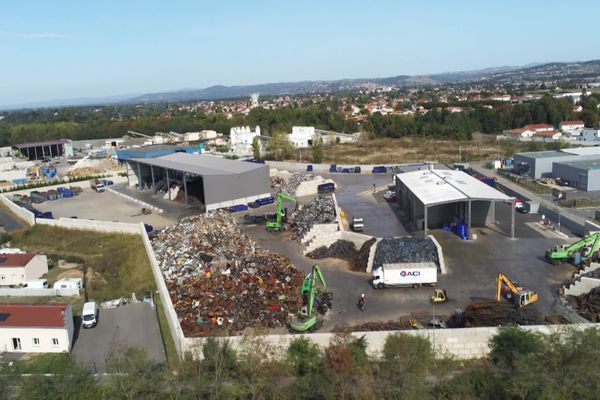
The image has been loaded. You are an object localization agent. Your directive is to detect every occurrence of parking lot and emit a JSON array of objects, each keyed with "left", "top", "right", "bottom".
[
  {"left": 243, "top": 172, "right": 576, "bottom": 330},
  {"left": 72, "top": 303, "right": 165, "bottom": 372},
  {"left": 34, "top": 188, "right": 177, "bottom": 229}
]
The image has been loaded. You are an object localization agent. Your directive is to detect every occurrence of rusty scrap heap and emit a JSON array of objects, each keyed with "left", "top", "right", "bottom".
[
  {"left": 568, "top": 287, "right": 600, "bottom": 322},
  {"left": 152, "top": 211, "right": 305, "bottom": 336}
]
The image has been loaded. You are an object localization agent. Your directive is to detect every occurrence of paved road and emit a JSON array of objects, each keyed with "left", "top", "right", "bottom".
[{"left": 72, "top": 303, "right": 165, "bottom": 372}]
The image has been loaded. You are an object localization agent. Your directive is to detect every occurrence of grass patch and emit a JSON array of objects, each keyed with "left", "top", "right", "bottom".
[
  {"left": 498, "top": 172, "right": 553, "bottom": 194},
  {"left": 11, "top": 225, "right": 154, "bottom": 302},
  {"left": 10, "top": 353, "right": 76, "bottom": 374},
  {"left": 154, "top": 293, "right": 179, "bottom": 368}
]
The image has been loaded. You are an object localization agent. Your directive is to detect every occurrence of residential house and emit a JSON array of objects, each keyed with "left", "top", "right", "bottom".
[
  {"left": 0, "top": 304, "right": 74, "bottom": 353},
  {"left": 447, "top": 106, "right": 463, "bottom": 113},
  {"left": 533, "top": 130, "right": 562, "bottom": 142},
  {"left": 524, "top": 124, "right": 554, "bottom": 133},
  {"left": 501, "top": 128, "right": 535, "bottom": 140},
  {"left": 0, "top": 253, "right": 48, "bottom": 286},
  {"left": 559, "top": 120, "right": 585, "bottom": 133}
]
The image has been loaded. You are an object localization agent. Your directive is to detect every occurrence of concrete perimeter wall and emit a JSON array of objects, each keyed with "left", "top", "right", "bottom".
[
  {"left": 0, "top": 195, "right": 35, "bottom": 225},
  {"left": 36, "top": 217, "right": 141, "bottom": 234},
  {"left": 140, "top": 224, "right": 184, "bottom": 357},
  {"left": 0, "top": 287, "right": 79, "bottom": 296},
  {"left": 563, "top": 276, "right": 600, "bottom": 296},
  {"left": 183, "top": 323, "right": 596, "bottom": 360}
]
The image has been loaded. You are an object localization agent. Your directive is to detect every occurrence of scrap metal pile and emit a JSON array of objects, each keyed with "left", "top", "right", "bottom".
[
  {"left": 280, "top": 173, "right": 316, "bottom": 195},
  {"left": 463, "top": 300, "right": 543, "bottom": 327},
  {"left": 568, "top": 287, "right": 600, "bottom": 322},
  {"left": 373, "top": 237, "right": 439, "bottom": 268},
  {"left": 306, "top": 238, "right": 376, "bottom": 271},
  {"left": 290, "top": 195, "right": 336, "bottom": 238},
  {"left": 152, "top": 211, "right": 305, "bottom": 336}
]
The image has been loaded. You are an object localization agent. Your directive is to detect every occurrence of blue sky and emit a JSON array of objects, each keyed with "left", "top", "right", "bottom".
[{"left": 0, "top": 0, "right": 598, "bottom": 106}]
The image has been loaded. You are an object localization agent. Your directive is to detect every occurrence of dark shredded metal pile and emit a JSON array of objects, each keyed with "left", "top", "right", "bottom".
[
  {"left": 290, "top": 195, "right": 337, "bottom": 238},
  {"left": 373, "top": 236, "right": 438, "bottom": 269},
  {"left": 306, "top": 238, "right": 377, "bottom": 271}
]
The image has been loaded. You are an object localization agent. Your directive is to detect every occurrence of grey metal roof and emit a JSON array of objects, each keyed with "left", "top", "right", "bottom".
[
  {"left": 516, "top": 150, "right": 572, "bottom": 159},
  {"left": 131, "top": 152, "right": 267, "bottom": 175},
  {"left": 554, "top": 157, "right": 600, "bottom": 170}
]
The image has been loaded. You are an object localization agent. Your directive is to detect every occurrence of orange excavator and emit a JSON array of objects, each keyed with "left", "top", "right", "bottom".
[{"left": 496, "top": 273, "right": 538, "bottom": 308}]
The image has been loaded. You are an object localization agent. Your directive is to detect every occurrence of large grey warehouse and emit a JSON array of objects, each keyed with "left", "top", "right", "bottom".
[
  {"left": 552, "top": 159, "right": 600, "bottom": 191},
  {"left": 395, "top": 169, "right": 514, "bottom": 238},
  {"left": 513, "top": 147, "right": 600, "bottom": 180},
  {"left": 125, "top": 152, "right": 271, "bottom": 211}
]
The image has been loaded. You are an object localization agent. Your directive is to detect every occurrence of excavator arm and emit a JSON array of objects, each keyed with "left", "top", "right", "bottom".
[{"left": 496, "top": 273, "right": 520, "bottom": 301}]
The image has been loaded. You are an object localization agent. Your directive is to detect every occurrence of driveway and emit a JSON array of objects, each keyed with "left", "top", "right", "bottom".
[{"left": 72, "top": 303, "right": 165, "bottom": 372}]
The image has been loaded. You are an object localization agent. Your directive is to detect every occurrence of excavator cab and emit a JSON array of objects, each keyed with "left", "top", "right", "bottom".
[
  {"left": 515, "top": 290, "right": 538, "bottom": 308},
  {"left": 430, "top": 289, "right": 448, "bottom": 304},
  {"left": 496, "top": 272, "right": 538, "bottom": 308}
]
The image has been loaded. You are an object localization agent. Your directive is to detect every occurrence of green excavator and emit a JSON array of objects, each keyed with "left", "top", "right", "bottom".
[
  {"left": 266, "top": 191, "right": 297, "bottom": 232},
  {"left": 289, "top": 264, "right": 333, "bottom": 333},
  {"left": 545, "top": 232, "right": 600, "bottom": 265}
]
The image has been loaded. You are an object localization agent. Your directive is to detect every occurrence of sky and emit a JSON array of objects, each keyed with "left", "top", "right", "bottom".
[{"left": 1, "top": 0, "right": 599, "bottom": 107}]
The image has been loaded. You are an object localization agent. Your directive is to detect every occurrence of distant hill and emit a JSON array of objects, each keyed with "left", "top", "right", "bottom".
[
  {"left": 128, "top": 59, "right": 600, "bottom": 103},
  {"left": 3, "top": 59, "right": 600, "bottom": 110}
]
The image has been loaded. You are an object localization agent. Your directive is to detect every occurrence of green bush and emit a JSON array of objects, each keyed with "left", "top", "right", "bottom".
[{"left": 490, "top": 326, "right": 543, "bottom": 368}]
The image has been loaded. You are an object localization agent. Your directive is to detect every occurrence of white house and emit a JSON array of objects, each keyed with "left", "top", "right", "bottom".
[
  {"left": 0, "top": 303, "right": 74, "bottom": 353},
  {"left": 524, "top": 123, "right": 554, "bottom": 133},
  {"left": 200, "top": 130, "right": 218, "bottom": 140},
  {"left": 533, "top": 130, "right": 562, "bottom": 142},
  {"left": 579, "top": 128, "right": 600, "bottom": 142},
  {"left": 230, "top": 126, "right": 260, "bottom": 156},
  {"left": 501, "top": 128, "right": 535, "bottom": 140},
  {"left": 288, "top": 126, "right": 317, "bottom": 148},
  {"left": 559, "top": 120, "right": 585, "bottom": 133},
  {"left": 0, "top": 253, "right": 48, "bottom": 286}
]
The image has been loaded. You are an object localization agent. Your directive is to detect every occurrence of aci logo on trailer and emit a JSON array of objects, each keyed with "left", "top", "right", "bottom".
[{"left": 400, "top": 270, "right": 421, "bottom": 277}]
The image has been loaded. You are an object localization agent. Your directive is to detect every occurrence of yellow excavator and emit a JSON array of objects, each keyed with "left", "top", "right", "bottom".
[{"left": 496, "top": 273, "right": 538, "bottom": 308}]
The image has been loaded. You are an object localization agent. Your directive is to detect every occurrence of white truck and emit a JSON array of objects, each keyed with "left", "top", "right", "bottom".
[
  {"left": 372, "top": 263, "right": 437, "bottom": 288},
  {"left": 90, "top": 179, "right": 105, "bottom": 193}
]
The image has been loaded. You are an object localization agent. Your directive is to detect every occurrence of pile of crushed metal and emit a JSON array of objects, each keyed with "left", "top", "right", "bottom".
[
  {"left": 373, "top": 236, "right": 439, "bottom": 269},
  {"left": 306, "top": 238, "right": 377, "bottom": 271},
  {"left": 462, "top": 300, "right": 543, "bottom": 327},
  {"left": 290, "top": 195, "right": 337, "bottom": 238},
  {"left": 271, "top": 172, "right": 317, "bottom": 195},
  {"left": 151, "top": 211, "right": 305, "bottom": 336},
  {"left": 567, "top": 287, "right": 600, "bottom": 322}
]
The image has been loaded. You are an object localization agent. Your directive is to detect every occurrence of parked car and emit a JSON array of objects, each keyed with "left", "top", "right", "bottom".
[{"left": 383, "top": 190, "right": 397, "bottom": 202}]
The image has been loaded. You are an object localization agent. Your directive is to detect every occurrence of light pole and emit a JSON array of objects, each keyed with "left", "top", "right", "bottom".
[{"left": 432, "top": 299, "right": 436, "bottom": 352}]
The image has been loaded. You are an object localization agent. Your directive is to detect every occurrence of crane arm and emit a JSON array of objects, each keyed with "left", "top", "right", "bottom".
[
  {"left": 313, "top": 265, "right": 327, "bottom": 291},
  {"left": 496, "top": 273, "right": 520, "bottom": 301},
  {"left": 564, "top": 233, "right": 600, "bottom": 253}
]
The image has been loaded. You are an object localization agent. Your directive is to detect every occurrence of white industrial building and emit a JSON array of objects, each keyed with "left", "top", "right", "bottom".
[
  {"left": 229, "top": 126, "right": 261, "bottom": 156},
  {"left": 579, "top": 128, "right": 600, "bottom": 142},
  {"left": 0, "top": 253, "right": 48, "bottom": 286},
  {"left": 395, "top": 169, "right": 514, "bottom": 238},
  {"left": 560, "top": 120, "right": 585, "bottom": 133},
  {"left": 288, "top": 126, "right": 317, "bottom": 148},
  {"left": 0, "top": 303, "right": 74, "bottom": 353}
]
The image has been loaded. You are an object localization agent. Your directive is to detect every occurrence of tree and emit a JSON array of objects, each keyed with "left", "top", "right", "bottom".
[
  {"left": 252, "top": 136, "right": 261, "bottom": 160},
  {"left": 287, "top": 337, "right": 322, "bottom": 376},
  {"left": 105, "top": 348, "right": 162, "bottom": 400},
  {"left": 268, "top": 131, "right": 294, "bottom": 160},
  {"left": 311, "top": 137, "right": 323, "bottom": 163},
  {"left": 490, "top": 326, "right": 543, "bottom": 368}
]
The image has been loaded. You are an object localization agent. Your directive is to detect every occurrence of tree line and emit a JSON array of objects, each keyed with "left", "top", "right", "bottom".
[
  {"left": 0, "top": 93, "right": 599, "bottom": 146},
  {"left": 4, "top": 326, "right": 600, "bottom": 400}
]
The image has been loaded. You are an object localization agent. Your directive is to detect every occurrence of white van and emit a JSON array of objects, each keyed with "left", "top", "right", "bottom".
[
  {"left": 23, "top": 279, "right": 48, "bottom": 289},
  {"left": 82, "top": 301, "right": 98, "bottom": 328}
]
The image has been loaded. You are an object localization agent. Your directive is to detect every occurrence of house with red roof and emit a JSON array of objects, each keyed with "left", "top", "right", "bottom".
[
  {"left": 533, "top": 130, "right": 562, "bottom": 142},
  {"left": 0, "top": 303, "right": 74, "bottom": 353},
  {"left": 0, "top": 253, "right": 48, "bottom": 286},
  {"left": 559, "top": 120, "right": 585, "bottom": 134},
  {"left": 524, "top": 123, "right": 554, "bottom": 133}
]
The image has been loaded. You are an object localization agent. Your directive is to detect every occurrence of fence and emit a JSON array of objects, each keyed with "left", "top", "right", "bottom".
[{"left": 0, "top": 287, "right": 79, "bottom": 296}]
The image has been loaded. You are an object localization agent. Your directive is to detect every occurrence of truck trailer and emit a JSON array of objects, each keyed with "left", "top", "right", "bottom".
[{"left": 372, "top": 263, "right": 437, "bottom": 288}]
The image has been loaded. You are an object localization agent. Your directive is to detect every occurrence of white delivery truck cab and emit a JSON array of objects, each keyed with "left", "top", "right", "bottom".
[
  {"left": 82, "top": 301, "right": 98, "bottom": 328},
  {"left": 23, "top": 279, "right": 49, "bottom": 289},
  {"left": 372, "top": 263, "right": 437, "bottom": 288}
]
